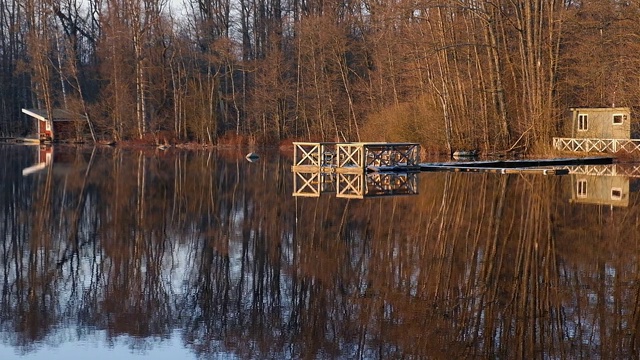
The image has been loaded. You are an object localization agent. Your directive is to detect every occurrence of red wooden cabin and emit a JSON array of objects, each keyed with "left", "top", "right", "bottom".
[{"left": 21, "top": 108, "right": 88, "bottom": 142}]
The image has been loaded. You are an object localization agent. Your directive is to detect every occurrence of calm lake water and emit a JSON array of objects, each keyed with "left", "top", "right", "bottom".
[{"left": 2, "top": 144, "right": 640, "bottom": 359}]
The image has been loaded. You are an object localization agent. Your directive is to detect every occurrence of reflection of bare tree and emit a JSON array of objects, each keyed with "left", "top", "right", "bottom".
[
  {"left": 289, "top": 172, "right": 640, "bottom": 358},
  {"left": 3, "top": 145, "right": 640, "bottom": 357},
  {"left": 0, "top": 147, "right": 61, "bottom": 352},
  {"left": 97, "top": 149, "right": 175, "bottom": 341}
]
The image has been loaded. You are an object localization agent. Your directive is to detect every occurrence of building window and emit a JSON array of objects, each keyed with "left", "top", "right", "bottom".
[
  {"left": 578, "top": 114, "right": 588, "bottom": 131},
  {"left": 611, "top": 188, "right": 623, "bottom": 200},
  {"left": 612, "top": 114, "right": 627, "bottom": 125},
  {"left": 577, "top": 179, "right": 587, "bottom": 198}
]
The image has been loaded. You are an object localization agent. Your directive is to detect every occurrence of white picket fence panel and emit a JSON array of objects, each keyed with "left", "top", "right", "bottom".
[{"left": 552, "top": 138, "right": 640, "bottom": 153}]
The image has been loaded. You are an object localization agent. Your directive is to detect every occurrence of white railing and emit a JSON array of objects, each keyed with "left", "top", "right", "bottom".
[
  {"left": 552, "top": 138, "right": 640, "bottom": 153},
  {"left": 336, "top": 143, "right": 365, "bottom": 168},
  {"left": 293, "top": 142, "right": 421, "bottom": 171},
  {"left": 364, "top": 143, "right": 421, "bottom": 167},
  {"left": 293, "top": 142, "right": 340, "bottom": 168}
]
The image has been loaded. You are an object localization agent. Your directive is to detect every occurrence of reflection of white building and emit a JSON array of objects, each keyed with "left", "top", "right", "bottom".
[{"left": 569, "top": 165, "right": 629, "bottom": 207}]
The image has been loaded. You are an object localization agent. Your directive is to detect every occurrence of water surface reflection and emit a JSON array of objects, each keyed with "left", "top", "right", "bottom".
[{"left": 2, "top": 145, "right": 640, "bottom": 358}]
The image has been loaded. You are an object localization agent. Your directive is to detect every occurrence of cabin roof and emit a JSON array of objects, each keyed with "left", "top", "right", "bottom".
[
  {"left": 569, "top": 107, "right": 631, "bottom": 112},
  {"left": 21, "top": 108, "right": 87, "bottom": 122}
]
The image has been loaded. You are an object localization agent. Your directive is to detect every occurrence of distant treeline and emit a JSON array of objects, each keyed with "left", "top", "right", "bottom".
[{"left": 1, "top": 0, "right": 639, "bottom": 151}]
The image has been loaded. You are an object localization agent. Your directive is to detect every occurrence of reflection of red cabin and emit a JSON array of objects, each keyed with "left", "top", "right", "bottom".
[
  {"left": 21, "top": 108, "right": 88, "bottom": 142},
  {"left": 22, "top": 146, "right": 86, "bottom": 176},
  {"left": 22, "top": 146, "right": 53, "bottom": 176}
]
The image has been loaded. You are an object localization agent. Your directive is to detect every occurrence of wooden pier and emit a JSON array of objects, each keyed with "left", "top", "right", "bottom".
[
  {"left": 292, "top": 142, "right": 421, "bottom": 198},
  {"left": 291, "top": 142, "right": 617, "bottom": 198},
  {"left": 292, "top": 142, "right": 340, "bottom": 172},
  {"left": 292, "top": 142, "right": 420, "bottom": 173}
]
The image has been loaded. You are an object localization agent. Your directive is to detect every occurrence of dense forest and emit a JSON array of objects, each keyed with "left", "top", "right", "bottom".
[{"left": 1, "top": 0, "right": 639, "bottom": 152}]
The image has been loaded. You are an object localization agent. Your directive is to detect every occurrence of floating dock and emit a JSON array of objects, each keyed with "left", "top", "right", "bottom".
[
  {"left": 412, "top": 156, "right": 614, "bottom": 175},
  {"left": 420, "top": 156, "right": 614, "bottom": 169}
]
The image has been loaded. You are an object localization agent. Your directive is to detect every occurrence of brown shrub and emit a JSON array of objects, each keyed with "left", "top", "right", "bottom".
[
  {"left": 360, "top": 96, "right": 447, "bottom": 152},
  {"left": 217, "top": 131, "right": 248, "bottom": 147}
]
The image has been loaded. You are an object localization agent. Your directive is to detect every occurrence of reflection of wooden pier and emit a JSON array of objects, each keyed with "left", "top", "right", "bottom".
[
  {"left": 292, "top": 142, "right": 421, "bottom": 198},
  {"left": 293, "top": 171, "right": 418, "bottom": 198},
  {"left": 292, "top": 142, "right": 420, "bottom": 173}
]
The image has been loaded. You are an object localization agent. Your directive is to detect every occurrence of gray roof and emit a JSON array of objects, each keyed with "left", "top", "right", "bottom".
[{"left": 22, "top": 108, "right": 87, "bottom": 122}]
